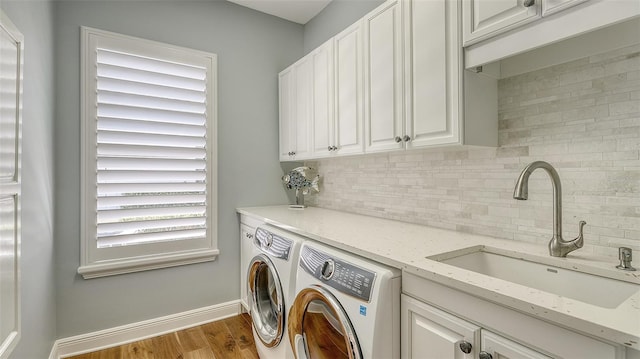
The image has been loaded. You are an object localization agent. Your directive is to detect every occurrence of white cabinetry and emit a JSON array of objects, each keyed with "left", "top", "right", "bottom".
[
  {"left": 333, "top": 22, "right": 365, "bottom": 157},
  {"left": 404, "top": 0, "right": 469, "bottom": 149},
  {"left": 278, "top": 58, "right": 313, "bottom": 161},
  {"left": 463, "top": 0, "right": 541, "bottom": 46},
  {"left": 280, "top": 25, "right": 363, "bottom": 161},
  {"left": 403, "top": 294, "right": 554, "bottom": 358},
  {"left": 363, "top": 0, "right": 404, "bottom": 153},
  {"left": 239, "top": 224, "right": 254, "bottom": 310},
  {"left": 239, "top": 215, "right": 263, "bottom": 311},
  {"left": 279, "top": 0, "right": 498, "bottom": 161},
  {"left": 402, "top": 294, "right": 480, "bottom": 358},
  {"left": 462, "top": 0, "right": 590, "bottom": 46},
  {"left": 402, "top": 272, "right": 624, "bottom": 359},
  {"left": 311, "top": 41, "right": 335, "bottom": 158},
  {"left": 463, "top": 0, "right": 638, "bottom": 68}
]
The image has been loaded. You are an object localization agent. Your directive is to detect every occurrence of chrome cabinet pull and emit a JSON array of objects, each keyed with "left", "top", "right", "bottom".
[
  {"left": 458, "top": 341, "right": 472, "bottom": 354},
  {"left": 403, "top": 135, "right": 411, "bottom": 142},
  {"left": 479, "top": 351, "right": 493, "bottom": 359},
  {"left": 524, "top": 0, "right": 535, "bottom": 7},
  {"left": 394, "top": 136, "right": 402, "bottom": 143}
]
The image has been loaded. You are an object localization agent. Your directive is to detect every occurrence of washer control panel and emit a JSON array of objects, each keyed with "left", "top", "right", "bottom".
[
  {"left": 254, "top": 227, "right": 292, "bottom": 260},
  {"left": 300, "top": 246, "right": 376, "bottom": 302}
]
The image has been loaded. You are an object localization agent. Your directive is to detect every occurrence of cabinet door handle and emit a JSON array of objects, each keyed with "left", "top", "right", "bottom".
[
  {"left": 394, "top": 136, "right": 402, "bottom": 143},
  {"left": 524, "top": 0, "right": 535, "bottom": 7},
  {"left": 245, "top": 233, "right": 253, "bottom": 239},
  {"left": 458, "top": 341, "right": 472, "bottom": 354},
  {"left": 479, "top": 351, "right": 493, "bottom": 359},
  {"left": 328, "top": 146, "right": 333, "bottom": 151},
  {"left": 332, "top": 146, "right": 338, "bottom": 151},
  {"left": 403, "top": 135, "right": 411, "bottom": 142}
]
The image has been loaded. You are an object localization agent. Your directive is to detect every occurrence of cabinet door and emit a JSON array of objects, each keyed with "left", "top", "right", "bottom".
[
  {"left": 405, "top": 0, "right": 462, "bottom": 149},
  {"left": 481, "top": 330, "right": 552, "bottom": 359},
  {"left": 334, "top": 22, "right": 364, "bottom": 156},
  {"left": 402, "top": 295, "right": 480, "bottom": 359},
  {"left": 462, "top": 0, "right": 541, "bottom": 45},
  {"left": 278, "top": 67, "right": 295, "bottom": 161},
  {"left": 542, "top": 0, "right": 588, "bottom": 16},
  {"left": 293, "top": 57, "right": 313, "bottom": 160},
  {"left": 239, "top": 224, "right": 255, "bottom": 311},
  {"left": 311, "top": 40, "right": 335, "bottom": 158},
  {"left": 363, "top": 0, "right": 404, "bottom": 153}
]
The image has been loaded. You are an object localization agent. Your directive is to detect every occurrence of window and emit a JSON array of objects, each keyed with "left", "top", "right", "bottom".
[{"left": 79, "top": 27, "right": 218, "bottom": 279}]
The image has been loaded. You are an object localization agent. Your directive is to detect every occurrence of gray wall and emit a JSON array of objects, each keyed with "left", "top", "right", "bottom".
[
  {"left": 0, "top": 1, "right": 57, "bottom": 358},
  {"left": 54, "top": 1, "right": 303, "bottom": 337},
  {"left": 303, "top": 0, "right": 384, "bottom": 54}
]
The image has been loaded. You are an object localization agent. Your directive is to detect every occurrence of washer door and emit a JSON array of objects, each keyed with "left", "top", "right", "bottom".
[
  {"left": 248, "top": 254, "right": 285, "bottom": 348},
  {"left": 288, "top": 285, "right": 362, "bottom": 359}
]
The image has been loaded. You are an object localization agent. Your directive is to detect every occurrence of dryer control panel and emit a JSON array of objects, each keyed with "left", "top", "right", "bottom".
[
  {"left": 300, "top": 246, "right": 376, "bottom": 302},
  {"left": 254, "top": 227, "right": 292, "bottom": 260}
]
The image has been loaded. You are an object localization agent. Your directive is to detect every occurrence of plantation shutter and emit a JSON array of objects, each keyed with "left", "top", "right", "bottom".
[{"left": 94, "top": 47, "right": 209, "bottom": 249}]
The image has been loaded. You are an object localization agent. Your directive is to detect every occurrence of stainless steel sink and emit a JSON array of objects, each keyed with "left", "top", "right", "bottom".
[{"left": 429, "top": 246, "right": 640, "bottom": 308}]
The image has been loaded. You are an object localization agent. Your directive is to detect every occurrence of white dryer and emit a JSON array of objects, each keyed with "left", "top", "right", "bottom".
[
  {"left": 247, "top": 225, "right": 306, "bottom": 359},
  {"left": 288, "top": 241, "right": 401, "bottom": 359}
]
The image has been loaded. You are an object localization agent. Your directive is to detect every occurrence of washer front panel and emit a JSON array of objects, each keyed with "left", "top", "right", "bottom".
[{"left": 299, "top": 245, "right": 376, "bottom": 302}]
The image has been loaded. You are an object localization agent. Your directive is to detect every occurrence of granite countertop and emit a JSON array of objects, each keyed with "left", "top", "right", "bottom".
[{"left": 237, "top": 205, "right": 640, "bottom": 349}]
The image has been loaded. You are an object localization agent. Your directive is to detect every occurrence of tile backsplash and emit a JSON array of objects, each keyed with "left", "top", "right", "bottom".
[{"left": 306, "top": 44, "right": 640, "bottom": 257}]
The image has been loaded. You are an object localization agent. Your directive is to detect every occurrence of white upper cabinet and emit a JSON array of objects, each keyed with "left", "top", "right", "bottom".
[
  {"left": 463, "top": 0, "right": 639, "bottom": 68},
  {"left": 293, "top": 57, "right": 313, "bottom": 159},
  {"left": 311, "top": 40, "right": 335, "bottom": 158},
  {"left": 463, "top": 0, "right": 541, "bottom": 46},
  {"left": 363, "top": 0, "right": 405, "bottom": 153},
  {"left": 405, "top": 0, "right": 463, "bottom": 148},
  {"left": 279, "top": 57, "right": 313, "bottom": 161},
  {"left": 279, "top": 0, "right": 499, "bottom": 162},
  {"left": 333, "top": 22, "right": 365, "bottom": 156},
  {"left": 279, "top": 26, "right": 364, "bottom": 162},
  {"left": 278, "top": 67, "right": 296, "bottom": 161}
]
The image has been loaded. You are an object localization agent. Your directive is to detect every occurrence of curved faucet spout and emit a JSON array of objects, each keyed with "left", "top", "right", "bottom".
[{"left": 513, "top": 161, "right": 586, "bottom": 257}]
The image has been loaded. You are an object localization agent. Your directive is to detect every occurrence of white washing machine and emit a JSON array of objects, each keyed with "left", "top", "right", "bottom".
[
  {"left": 247, "top": 225, "right": 306, "bottom": 359},
  {"left": 288, "top": 241, "right": 401, "bottom": 359}
]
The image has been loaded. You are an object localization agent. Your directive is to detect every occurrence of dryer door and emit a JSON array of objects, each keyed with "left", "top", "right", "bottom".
[
  {"left": 248, "top": 254, "right": 285, "bottom": 348},
  {"left": 288, "top": 285, "right": 363, "bottom": 359}
]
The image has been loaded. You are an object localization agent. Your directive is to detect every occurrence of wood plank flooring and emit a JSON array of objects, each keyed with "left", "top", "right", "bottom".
[{"left": 67, "top": 313, "right": 259, "bottom": 359}]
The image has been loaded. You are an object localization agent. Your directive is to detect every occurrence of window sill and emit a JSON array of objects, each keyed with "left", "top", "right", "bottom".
[{"left": 78, "top": 249, "right": 219, "bottom": 279}]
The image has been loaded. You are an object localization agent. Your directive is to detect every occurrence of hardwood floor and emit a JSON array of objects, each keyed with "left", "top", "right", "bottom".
[{"left": 67, "top": 313, "right": 259, "bottom": 359}]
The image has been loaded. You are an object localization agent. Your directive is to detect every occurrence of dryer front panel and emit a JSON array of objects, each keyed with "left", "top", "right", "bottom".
[{"left": 248, "top": 254, "right": 285, "bottom": 348}]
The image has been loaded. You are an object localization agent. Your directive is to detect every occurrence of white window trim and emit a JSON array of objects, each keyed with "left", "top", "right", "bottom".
[
  {"left": 79, "top": 27, "right": 218, "bottom": 279},
  {"left": 0, "top": 9, "right": 23, "bottom": 358}
]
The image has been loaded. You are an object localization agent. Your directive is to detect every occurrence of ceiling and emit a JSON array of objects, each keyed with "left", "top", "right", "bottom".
[{"left": 226, "top": 0, "right": 333, "bottom": 24}]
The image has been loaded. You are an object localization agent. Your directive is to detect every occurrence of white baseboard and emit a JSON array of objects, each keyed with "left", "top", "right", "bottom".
[{"left": 49, "top": 300, "right": 242, "bottom": 359}]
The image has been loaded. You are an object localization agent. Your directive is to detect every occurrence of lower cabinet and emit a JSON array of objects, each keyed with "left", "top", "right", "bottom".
[
  {"left": 402, "top": 295, "right": 551, "bottom": 359},
  {"left": 401, "top": 272, "right": 624, "bottom": 359}
]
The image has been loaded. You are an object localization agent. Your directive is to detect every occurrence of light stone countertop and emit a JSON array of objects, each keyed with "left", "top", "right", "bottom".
[{"left": 237, "top": 205, "right": 640, "bottom": 350}]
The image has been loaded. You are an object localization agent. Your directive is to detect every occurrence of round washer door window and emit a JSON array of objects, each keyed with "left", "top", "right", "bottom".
[
  {"left": 288, "top": 285, "right": 362, "bottom": 359},
  {"left": 248, "top": 254, "right": 285, "bottom": 347}
]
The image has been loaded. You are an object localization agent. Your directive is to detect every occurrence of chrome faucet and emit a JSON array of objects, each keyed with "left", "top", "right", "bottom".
[{"left": 513, "top": 161, "right": 586, "bottom": 257}]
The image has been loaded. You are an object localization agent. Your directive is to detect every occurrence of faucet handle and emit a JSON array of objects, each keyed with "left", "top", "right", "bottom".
[{"left": 573, "top": 220, "right": 586, "bottom": 248}]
